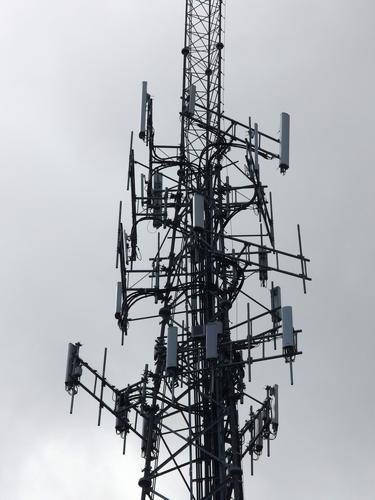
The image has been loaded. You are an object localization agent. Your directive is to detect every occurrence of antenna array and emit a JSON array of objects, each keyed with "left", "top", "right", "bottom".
[{"left": 65, "top": 2, "right": 310, "bottom": 499}]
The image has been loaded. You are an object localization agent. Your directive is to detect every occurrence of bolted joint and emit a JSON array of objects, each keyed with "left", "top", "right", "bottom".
[
  {"left": 177, "top": 168, "right": 185, "bottom": 179},
  {"left": 159, "top": 306, "right": 171, "bottom": 321},
  {"left": 154, "top": 337, "right": 166, "bottom": 361},
  {"left": 228, "top": 465, "right": 243, "bottom": 478},
  {"left": 283, "top": 345, "right": 296, "bottom": 360},
  {"left": 214, "top": 162, "right": 222, "bottom": 174},
  {"left": 220, "top": 299, "right": 232, "bottom": 311},
  {"left": 138, "top": 476, "right": 152, "bottom": 492}
]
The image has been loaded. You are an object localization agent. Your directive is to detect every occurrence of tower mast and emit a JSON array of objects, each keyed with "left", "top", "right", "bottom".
[{"left": 65, "top": 2, "right": 310, "bottom": 499}]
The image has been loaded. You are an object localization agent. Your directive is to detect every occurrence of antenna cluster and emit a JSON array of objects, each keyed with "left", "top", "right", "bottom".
[{"left": 65, "top": 2, "right": 310, "bottom": 499}]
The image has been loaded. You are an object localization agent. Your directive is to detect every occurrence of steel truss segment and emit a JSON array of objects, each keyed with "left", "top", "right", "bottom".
[{"left": 184, "top": 0, "right": 224, "bottom": 169}]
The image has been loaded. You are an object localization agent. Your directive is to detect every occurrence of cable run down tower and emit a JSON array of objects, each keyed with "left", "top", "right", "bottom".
[{"left": 65, "top": 1, "right": 310, "bottom": 499}]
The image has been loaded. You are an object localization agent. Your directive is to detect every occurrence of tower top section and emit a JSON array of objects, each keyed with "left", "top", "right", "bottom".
[{"left": 182, "top": 0, "right": 224, "bottom": 164}]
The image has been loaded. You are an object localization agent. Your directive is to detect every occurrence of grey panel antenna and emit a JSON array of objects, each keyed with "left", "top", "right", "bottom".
[
  {"left": 152, "top": 172, "right": 163, "bottom": 228},
  {"left": 192, "top": 324, "right": 204, "bottom": 338},
  {"left": 65, "top": 342, "right": 82, "bottom": 391},
  {"left": 255, "top": 414, "right": 263, "bottom": 452},
  {"left": 166, "top": 326, "right": 178, "bottom": 375},
  {"left": 141, "top": 173, "right": 146, "bottom": 204},
  {"left": 282, "top": 306, "right": 294, "bottom": 352},
  {"left": 141, "top": 416, "right": 149, "bottom": 457},
  {"left": 124, "top": 231, "right": 129, "bottom": 265},
  {"left": 205, "top": 322, "right": 222, "bottom": 359},
  {"left": 259, "top": 246, "right": 268, "bottom": 284},
  {"left": 280, "top": 112, "right": 290, "bottom": 173},
  {"left": 188, "top": 84, "right": 196, "bottom": 115},
  {"left": 254, "top": 122, "right": 259, "bottom": 174},
  {"left": 271, "top": 384, "right": 279, "bottom": 432},
  {"left": 115, "top": 282, "right": 122, "bottom": 319},
  {"left": 115, "top": 392, "right": 130, "bottom": 435},
  {"left": 193, "top": 193, "right": 204, "bottom": 229},
  {"left": 270, "top": 286, "right": 282, "bottom": 323},
  {"left": 139, "top": 81, "right": 148, "bottom": 140}
]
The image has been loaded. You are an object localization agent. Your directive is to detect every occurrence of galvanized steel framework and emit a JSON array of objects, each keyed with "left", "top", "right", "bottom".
[
  {"left": 65, "top": 1, "right": 310, "bottom": 499},
  {"left": 183, "top": 0, "right": 223, "bottom": 166}
]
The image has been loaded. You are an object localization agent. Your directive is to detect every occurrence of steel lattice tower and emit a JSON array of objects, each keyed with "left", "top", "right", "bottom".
[{"left": 65, "top": 2, "right": 310, "bottom": 499}]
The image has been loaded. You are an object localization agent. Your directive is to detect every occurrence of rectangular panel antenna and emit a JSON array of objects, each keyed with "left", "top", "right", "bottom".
[
  {"left": 115, "top": 282, "right": 122, "bottom": 319},
  {"left": 139, "top": 81, "right": 148, "bottom": 140},
  {"left": 192, "top": 324, "right": 204, "bottom": 338},
  {"left": 65, "top": 342, "right": 81, "bottom": 389},
  {"left": 254, "top": 122, "right": 259, "bottom": 174},
  {"left": 280, "top": 112, "right": 290, "bottom": 173},
  {"left": 188, "top": 84, "right": 196, "bottom": 115},
  {"left": 271, "top": 384, "right": 279, "bottom": 431},
  {"left": 205, "top": 322, "right": 222, "bottom": 359},
  {"left": 153, "top": 172, "right": 163, "bottom": 228},
  {"left": 193, "top": 193, "right": 204, "bottom": 229},
  {"left": 255, "top": 414, "right": 263, "bottom": 452},
  {"left": 282, "top": 306, "right": 294, "bottom": 350},
  {"left": 270, "top": 286, "right": 282, "bottom": 323},
  {"left": 166, "top": 326, "right": 178, "bottom": 374}
]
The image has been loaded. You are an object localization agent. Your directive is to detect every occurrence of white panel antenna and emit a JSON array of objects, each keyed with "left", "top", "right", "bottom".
[{"left": 282, "top": 306, "right": 294, "bottom": 350}]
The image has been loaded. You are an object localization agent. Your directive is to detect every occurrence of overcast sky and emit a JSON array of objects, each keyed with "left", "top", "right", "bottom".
[{"left": 1, "top": 1, "right": 374, "bottom": 499}]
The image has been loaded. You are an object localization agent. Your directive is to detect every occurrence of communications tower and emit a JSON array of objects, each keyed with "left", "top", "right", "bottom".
[{"left": 65, "top": 1, "right": 310, "bottom": 499}]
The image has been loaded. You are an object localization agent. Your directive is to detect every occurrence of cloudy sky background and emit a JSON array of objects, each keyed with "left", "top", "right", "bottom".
[{"left": 1, "top": 0, "right": 374, "bottom": 498}]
